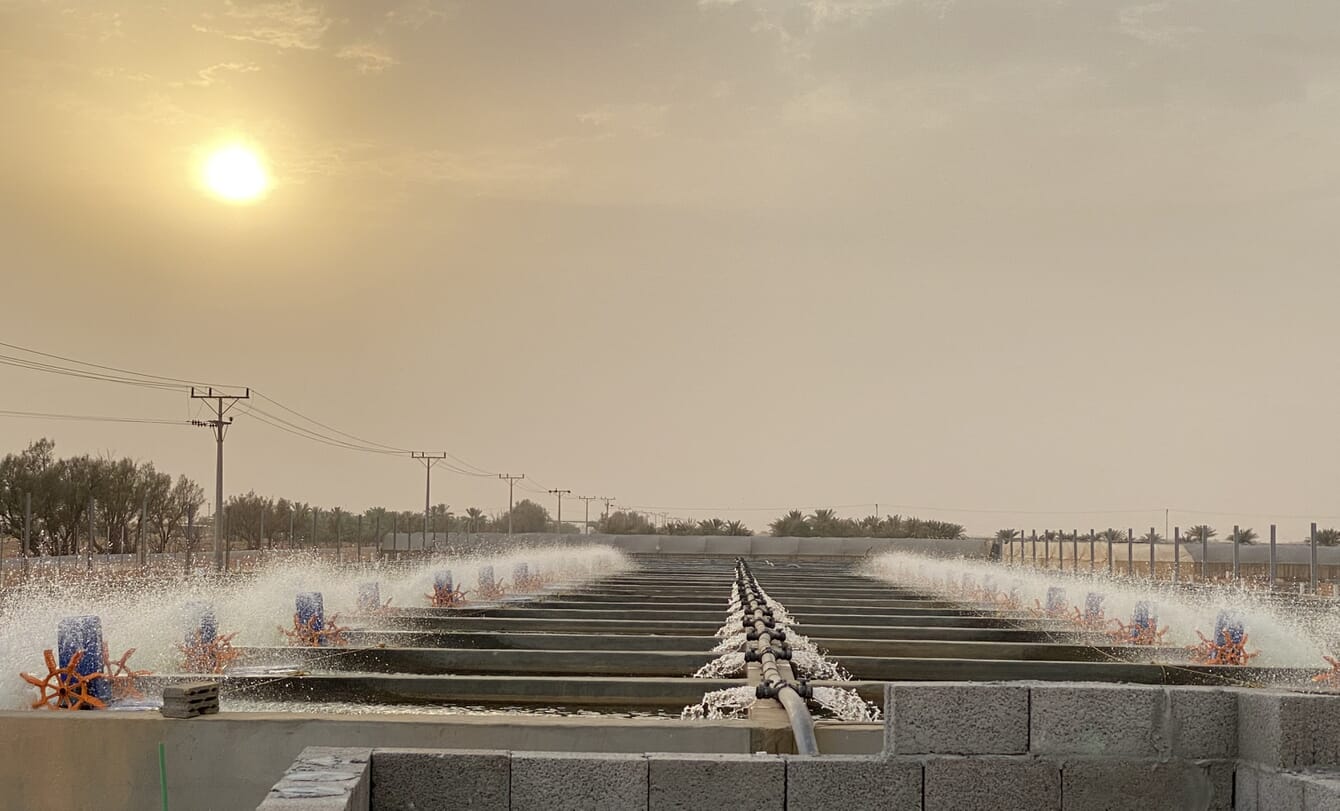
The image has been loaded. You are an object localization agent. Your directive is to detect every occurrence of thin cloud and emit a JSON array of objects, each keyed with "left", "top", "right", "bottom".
[
  {"left": 197, "top": 0, "right": 332, "bottom": 50},
  {"left": 337, "top": 43, "right": 398, "bottom": 75}
]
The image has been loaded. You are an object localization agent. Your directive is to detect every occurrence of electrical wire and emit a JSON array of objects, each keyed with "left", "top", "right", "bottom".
[{"left": 0, "top": 409, "right": 190, "bottom": 425}]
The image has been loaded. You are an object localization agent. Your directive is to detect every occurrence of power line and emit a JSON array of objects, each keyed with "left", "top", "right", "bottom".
[{"left": 0, "top": 408, "right": 190, "bottom": 425}]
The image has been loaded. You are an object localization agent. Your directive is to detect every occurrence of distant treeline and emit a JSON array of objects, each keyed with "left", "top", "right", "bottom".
[{"left": 769, "top": 510, "right": 965, "bottom": 539}]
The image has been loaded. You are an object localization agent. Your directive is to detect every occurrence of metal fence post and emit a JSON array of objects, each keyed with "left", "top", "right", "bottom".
[
  {"left": 1269, "top": 524, "right": 1277, "bottom": 589},
  {"left": 1148, "top": 526, "right": 1156, "bottom": 580},
  {"left": 1173, "top": 526, "right": 1180, "bottom": 584},
  {"left": 1311, "top": 522, "right": 1319, "bottom": 594},
  {"left": 1126, "top": 528, "right": 1134, "bottom": 577},
  {"left": 1233, "top": 524, "right": 1240, "bottom": 583}
]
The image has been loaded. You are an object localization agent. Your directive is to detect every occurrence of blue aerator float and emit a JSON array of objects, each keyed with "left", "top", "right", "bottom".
[
  {"left": 427, "top": 570, "right": 466, "bottom": 607},
  {"left": 281, "top": 591, "right": 347, "bottom": 647},
  {"left": 20, "top": 615, "right": 150, "bottom": 709}
]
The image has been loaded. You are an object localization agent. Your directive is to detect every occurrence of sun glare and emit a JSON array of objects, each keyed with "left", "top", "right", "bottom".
[{"left": 201, "top": 145, "right": 269, "bottom": 203}]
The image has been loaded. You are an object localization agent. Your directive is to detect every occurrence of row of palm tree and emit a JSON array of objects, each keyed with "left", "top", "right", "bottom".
[
  {"left": 995, "top": 525, "right": 1340, "bottom": 545},
  {"left": 770, "top": 510, "right": 965, "bottom": 539}
]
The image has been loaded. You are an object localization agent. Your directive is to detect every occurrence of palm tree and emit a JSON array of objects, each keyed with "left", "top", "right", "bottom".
[
  {"left": 1142, "top": 529, "right": 1163, "bottom": 544},
  {"left": 769, "top": 510, "right": 811, "bottom": 538},
  {"left": 1315, "top": 528, "right": 1340, "bottom": 546},
  {"left": 810, "top": 509, "right": 838, "bottom": 536},
  {"left": 994, "top": 528, "right": 1021, "bottom": 542},
  {"left": 1099, "top": 528, "right": 1125, "bottom": 543},
  {"left": 1185, "top": 525, "right": 1216, "bottom": 542},
  {"left": 465, "top": 507, "right": 485, "bottom": 533},
  {"left": 724, "top": 520, "right": 753, "bottom": 537},
  {"left": 697, "top": 518, "right": 726, "bottom": 536},
  {"left": 1228, "top": 527, "right": 1258, "bottom": 544}
]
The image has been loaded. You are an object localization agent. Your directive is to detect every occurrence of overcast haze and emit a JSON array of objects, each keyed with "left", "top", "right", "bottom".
[{"left": 2, "top": 0, "right": 1338, "bottom": 537}]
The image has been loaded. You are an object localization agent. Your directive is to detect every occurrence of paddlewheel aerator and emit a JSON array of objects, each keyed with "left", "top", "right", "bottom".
[{"left": 20, "top": 649, "right": 106, "bottom": 710}]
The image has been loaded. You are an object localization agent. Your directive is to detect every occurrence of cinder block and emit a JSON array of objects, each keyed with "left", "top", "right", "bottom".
[
  {"left": 1238, "top": 691, "right": 1340, "bottom": 770},
  {"left": 258, "top": 747, "right": 371, "bottom": 811},
  {"left": 1059, "top": 759, "right": 1223, "bottom": 811},
  {"left": 923, "top": 756, "right": 1060, "bottom": 811},
  {"left": 1301, "top": 773, "right": 1340, "bottom": 811},
  {"left": 1235, "top": 763, "right": 1259, "bottom": 811},
  {"left": 648, "top": 753, "right": 784, "bottom": 810},
  {"left": 1030, "top": 684, "right": 1165, "bottom": 757},
  {"left": 785, "top": 756, "right": 920, "bottom": 810},
  {"left": 1167, "top": 687, "right": 1237, "bottom": 759},
  {"left": 1255, "top": 767, "right": 1306, "bottom": 811},
  {"left": 370, "top": 749, "right": 508, "bottom": 811},
  {"left": 510, "top": 752, "right": 647, "bottom": 811},
  {"left": 1203, "top": 760, "right": 1235, "bottom": 811},
  {"left": 885, "top": 682, "right": 1029, "bottom": 754}
]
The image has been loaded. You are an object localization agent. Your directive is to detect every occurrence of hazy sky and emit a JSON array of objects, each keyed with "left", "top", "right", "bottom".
[{"left": 2, "top": 0, "right": 1339, "bottom": 537}]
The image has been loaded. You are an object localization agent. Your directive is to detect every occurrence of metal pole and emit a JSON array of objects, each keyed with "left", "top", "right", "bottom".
[
  {"left": 424, "top": 468, "right": 431, "bottom": 542},
  {"left": 1031, "top": 530, "right": 1037, "bottom": 565},
  {"left": 1089, "top": 529, "right": 1095, "bottom": 573},
  {"left": 509, "top": 480, "right": 514, "bottom": 536},
  {"left": 375, "top": 511, "right": 381, "bottom": 560},
  {"left": 312, "top": 508, "right": 318, "bottom": 554},
  {"left": 1173, "top": 526, "right": 1180, "bottom": 584},
  {"left": 1008, "top": 535, "right": 1014, "bottom": 564},
  {"left": 1126, "top": 528, "right": 1133, "bottom": 577},
  {"left": 1269, "top": 524, "right": 1277, "bottom": 589},
  {"left": 289, "top": 505, "right": 295, "bottom": 550},
  {"left": 1107, "top": 529, "right": 1114, "bottom": 576},
  {"left": 1311, "top": 522, "right": 1319, "bottom": 594},
  {"left": 356, "top": 514, "right": 362, "bottom": 562},
  {"left": 1233, "top": 524, "right": 1240, "bottom": 583},
  {"left": 87, "top": 497, "right": 94, "bottom": 571},
  {"left": 23, "top": 491, "right": 31, "bottom": 576},
  {"left": 260, "top": 507, "right": 266, "bottom": 554},
  {"left": 1148, "top": 526, "right": 1156, "bottom": 580},
  {"left": 335, "top": 510, "right": 342, "bottom": 563},
  {"left": 1044, "top": 533, "right": 1050, "bottom": 567},
  {"left": 137, "top": 496, "right": 146, "bottom": 567},
  {"left": 1071, "top": 530, "right": 1078, "bottom": 572},
  {"left": 224, "top": 507, "right": 230, "bottom": 572},
  {"left": 1206, "top": 528, "right": 1216, "bottom": 579}
]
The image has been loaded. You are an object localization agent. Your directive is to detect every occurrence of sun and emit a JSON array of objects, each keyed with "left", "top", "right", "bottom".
[{"left": 201, "top": 145, "right": 269, "bottom": 203}]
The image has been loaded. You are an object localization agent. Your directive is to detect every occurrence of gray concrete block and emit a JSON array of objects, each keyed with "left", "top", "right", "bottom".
[
  {"left": 1168, "top": 687, "right": 1237, "bottom": 759},
  {"left": 923, "top": 756, "right": 1060, "bottom": 811},
  {"left": 1253, "top": 767, "right": 1305, "bottom": 811},
  {"left": 1235, "top": 763, "right": 1259, "bottom": 811},
  {"left": 648, "top": 753, "right": 784, "bottom": 810},
  {"left": 257, "top": 747, "right": 371, "bottom": 811},
  {"left": 510, "top": 752, "right": 647, "bottom": 811},
  {"left": 885, "top": 682, "right": 1029, "bottom": 754},
  {"left": 1030, "top": 684, "right": 1165, "bottom": 757},
  {"left": 1300, "top": 773, "right": 1340, "bottom": 811},
  {"left": 1204, "top": 760, "right": 1235, "bottom": 811},
  {"left": 1060, "top": 759, "right": 1223, "bottom": 811},
  {"left": 785, "top": 756, "right": 921, "bottom": 810},
  {"left": 371, "top": 749, "right": 508, "bottom": 811},
  {"left": 1238, "top": 691, "right": 1340, "bottom": 770}
]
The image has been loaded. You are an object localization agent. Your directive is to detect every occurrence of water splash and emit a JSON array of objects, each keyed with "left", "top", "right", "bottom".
[
  {"left": 811, "top": 686, "right": 881, "bottom": 722},
  {"left": 863, "top": 550, "right": 1335, "bottom": 670},
  {"left": 0, "top": 544, "right": 631, "bottom": 710},
  {"left": 680, "top": 685, "right": 755, "bottom": 720}
]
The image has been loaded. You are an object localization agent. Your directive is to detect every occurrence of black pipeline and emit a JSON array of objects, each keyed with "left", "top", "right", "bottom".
[{"left": 735, "top": 559, "right": 819, "bottom": 756}]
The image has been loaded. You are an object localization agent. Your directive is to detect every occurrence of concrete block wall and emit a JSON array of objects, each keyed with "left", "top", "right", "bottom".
[{"left": 259, "top": 684, "right": 1340, "bottom": 810}]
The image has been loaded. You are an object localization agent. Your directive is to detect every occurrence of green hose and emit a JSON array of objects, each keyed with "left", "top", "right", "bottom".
[{"left": 158, "top": 741, "right": 168, "bottom": 811}]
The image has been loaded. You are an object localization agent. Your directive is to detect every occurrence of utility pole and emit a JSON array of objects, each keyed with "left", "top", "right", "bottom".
[
  {"left": 411, "top": 452, "right": 447, "bottom": 547},
  {"left": 498, "top": 474, "right": 524, "bottom": 536},
  {"left": 190, "top": 386, "right": 250, "bottom": 573},
  {"left": 577, "top": 496, "right": 599, "bottom": 534},
  {"left": 601, "top": 497, "right": 615, "bottom": 523},
  {"left": 548, "top": 489, "right": 571, "bottom": 534}
]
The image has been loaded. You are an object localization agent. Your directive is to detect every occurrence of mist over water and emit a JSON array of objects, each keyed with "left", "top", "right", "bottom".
[
  {"left": 864, "top": 551, "right": 1340, "bottom": 673},
  {"left": 0, "top": 544, "right": 630, "bottom": 710}
]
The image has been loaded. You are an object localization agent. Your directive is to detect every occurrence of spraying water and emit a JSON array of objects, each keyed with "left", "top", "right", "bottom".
[
  {"left": 864, "top": 550, "right": 1335, "bottom": 671},
  {"left": 0, "top": 544, "right": 630, "bottom": 710}
]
